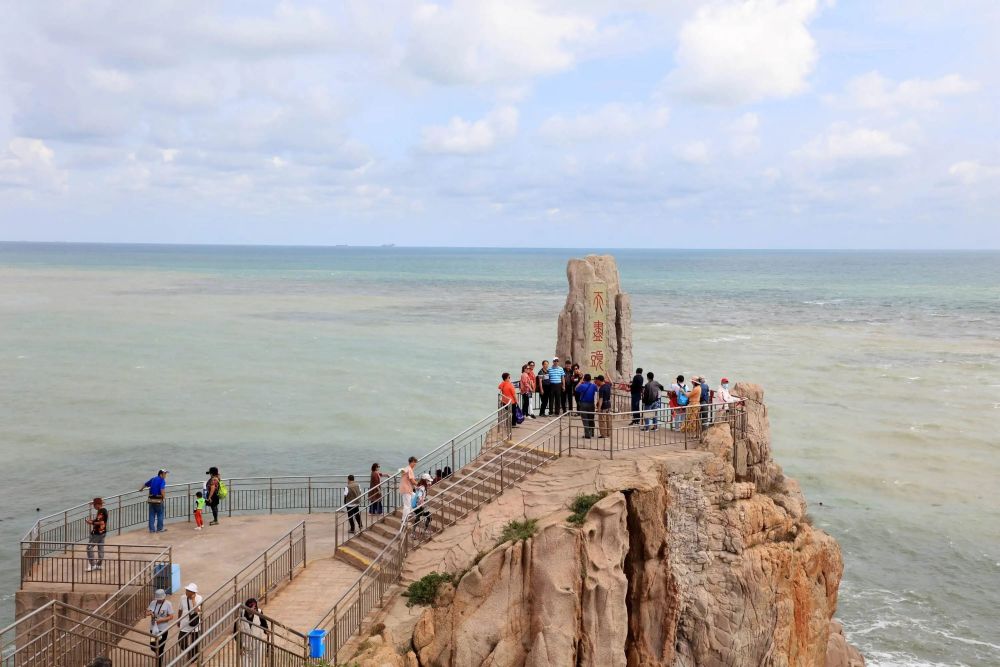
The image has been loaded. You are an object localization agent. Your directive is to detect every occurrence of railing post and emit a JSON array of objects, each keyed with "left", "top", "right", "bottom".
[
  {"left": 269, "top": 478, "right": 273, "bottom": 514},
  {"left": 609, "top": 413, "right": 614, "bottom": 460},
  {"left": 307, "top": 477, "right": 312, "bottom": 514},
  {"left": 264, "top": 550, "right": 269, "bottom": 602},
  {"left": 303, "top": 522, "right": 307, "bottom": 568},
  {"left": 70, "top": 542, "right": 76, "bottom": 591},
  {"left": 228, "top": 479, "right": 233, "bottom": 518},
  {"left": 357, "top": 578, "right": 363, "bottom": 635},
  {"left": 500, "top": 452, "right": 504, "bottom": 489},
  {"left": 63, "top": 510, "right": 68, "bottom": 542},
  {"left": 289, "top": 532, "right": 294, "bottom": 581},
  {"left": 187, "top": 483, "right": 192, "bottom": 523},
  {"left": 335, "top": 514, "right": 339, "bottom": 550},
  {"left": 451, "top": 439, "right": 456, "bottom": 480},
  {"left": 117, "top": 496, "right": 122, "bottom": 536}
]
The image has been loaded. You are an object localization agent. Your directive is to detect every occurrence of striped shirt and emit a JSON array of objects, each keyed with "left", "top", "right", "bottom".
[{"left": 547, "top": 366, "right": 565, "bottom": 384}]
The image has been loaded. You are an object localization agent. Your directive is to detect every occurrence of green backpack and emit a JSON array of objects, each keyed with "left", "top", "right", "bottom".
[{"left": 217, "top": 480, "right": 229, "bottom": 501}]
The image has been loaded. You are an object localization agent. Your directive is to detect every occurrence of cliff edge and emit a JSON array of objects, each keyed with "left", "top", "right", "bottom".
[{"left": 347, "top": 384, "right": 864, "bottom": 667}]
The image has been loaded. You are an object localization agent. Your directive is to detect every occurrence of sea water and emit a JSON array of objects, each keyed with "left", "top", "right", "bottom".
[{"left": 0, "top": 244, "right": 997, "bottom": 666}]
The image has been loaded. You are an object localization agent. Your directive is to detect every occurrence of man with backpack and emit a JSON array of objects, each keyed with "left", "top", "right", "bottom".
[
  {"left": 641, "top": 372, "right": 665, "bottom": 431},
  {"left": 629, "top": 368, "right": 644, "bottom": 424},
  {"left": 140, "top": 469, "right": 169, "bottom": 533}
]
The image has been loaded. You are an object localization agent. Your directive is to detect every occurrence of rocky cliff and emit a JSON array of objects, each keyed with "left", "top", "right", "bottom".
[{"left": 347, "top": 384, "right": 864, "bottom": 667}]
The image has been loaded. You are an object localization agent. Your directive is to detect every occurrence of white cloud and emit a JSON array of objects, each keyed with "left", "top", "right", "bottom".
[
  {"left": 949, "top": 160, "right": 1000, "bottom": 185},
  {"left": 0, "top": 138, "right": 67, "bottom": 190},
  {"left": 668, "top": 0, "right": 821, "bottom": 105},
  {"left": 420, "top": 106, "right": 519, "bottom": 154},
  {"left": 539, "top": 103, "right": 669, "bottom": 143},
  {"left": 796, "top": 124, "right": 911, "bottom": 162},
  {"left": 728, "top": 112, "right": 761, "bottom": 155},
  {"left": 841, "top": 71, "right": 980, "bottom": 112},
  {"left": 676, "top": 140, "right": 712, "bottom": 164},
  {"left": 406, "top": 1, "right": 596, "bottom": 85}
]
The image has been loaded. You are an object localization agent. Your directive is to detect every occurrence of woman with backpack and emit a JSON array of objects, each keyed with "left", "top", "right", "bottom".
[{"left": 205, "top": 467, "right": 223, "bottom": 526}]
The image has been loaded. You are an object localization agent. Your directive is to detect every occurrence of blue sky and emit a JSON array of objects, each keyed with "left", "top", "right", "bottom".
[{"left": 0, "top": 0, "right": 997, "bottom": 248}]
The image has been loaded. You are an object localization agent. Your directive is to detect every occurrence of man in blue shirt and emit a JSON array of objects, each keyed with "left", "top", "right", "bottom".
[
  {"left": 546, "top": 357, "right": 565, "bottom": 416},
  {"left": 574, "top": 373, "right": 598, "bottom": 439},
  {"left": 140, "top": 469, "right": 169, "bottom": 533}
]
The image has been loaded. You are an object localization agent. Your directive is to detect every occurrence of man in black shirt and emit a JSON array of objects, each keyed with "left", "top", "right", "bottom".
[
  {"left": 86, "top": 497, "right": 108, "bottom": 572},
  {"left": 629, "top": 367, "right": 644, "bottom": 424}
]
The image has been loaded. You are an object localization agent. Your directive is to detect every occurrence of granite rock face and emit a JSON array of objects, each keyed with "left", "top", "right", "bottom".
[
  {"left": 350, "top": 385, "right": 864, "bottom": 667},
  {"left": 555, "top": 254, "right": 632, "bottom": 381}
]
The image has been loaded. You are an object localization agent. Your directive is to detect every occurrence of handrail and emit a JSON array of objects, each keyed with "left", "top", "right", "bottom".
[
  {"left": 315, "top": 413, "right": 558, "bottom": 660},
  {"left": 158, "top": 520, "right": 307, "bottom": 664},
  {"left": 336, "top": 405, "right": 509, "bottom": 513},
  {"left": 22, "top": 474, "right": 365, "bottom": 545},
  {"left": 331, "top": 404, "right": 512, "bottom": 549},
  {"left": 165, "top": 604, "right": 308, "bottom": 667}
]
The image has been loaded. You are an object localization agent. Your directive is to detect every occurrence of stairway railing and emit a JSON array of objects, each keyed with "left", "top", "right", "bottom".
[
  {"left": 315, "top": 415, "right": 562, "bottom": 661},
  {"left": 332, "top": 404, "right": 513, "bottom": 551}
]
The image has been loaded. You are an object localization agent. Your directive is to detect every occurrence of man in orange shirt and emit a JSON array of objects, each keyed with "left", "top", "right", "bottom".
[{"left": 499, "top": 372, "right": 518, "bottom": 428}]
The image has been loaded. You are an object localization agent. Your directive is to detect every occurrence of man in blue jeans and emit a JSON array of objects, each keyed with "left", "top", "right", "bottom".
[{"left": 140, "top": 469, "right": 169, "bottom": 533}]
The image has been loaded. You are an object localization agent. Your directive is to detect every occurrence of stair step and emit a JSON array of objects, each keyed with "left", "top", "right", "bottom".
[{"left": 335, "top": 545, "right": 373, "bottom": 571}]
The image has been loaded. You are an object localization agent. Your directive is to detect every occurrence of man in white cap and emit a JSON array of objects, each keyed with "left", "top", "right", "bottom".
[
  {"left": 178, "top": 582, "right": 203, "bottom": 656},
  {"left": 147, "top": 588, "right": 174, "bottom": 663}
]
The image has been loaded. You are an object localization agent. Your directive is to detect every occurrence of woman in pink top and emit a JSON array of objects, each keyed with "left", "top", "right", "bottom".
[{"left": 400, "top": 456, "right": 418, "bottom": 523}]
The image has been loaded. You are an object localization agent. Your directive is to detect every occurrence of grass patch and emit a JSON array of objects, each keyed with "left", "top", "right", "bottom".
[
  {"left": 497, "top": 518, "right": 538, "bottom": 545},
  {"left": 567, "top": 492, "right": 607, "bottom": 525},
  {"left": 403, "top": 572, "right": 453, "bottom": 607}
]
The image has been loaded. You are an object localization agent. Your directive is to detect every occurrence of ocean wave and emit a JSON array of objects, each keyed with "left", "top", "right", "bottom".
[
  {"left": 802, "top": 299, "right": 845, "bottom": 305},
  {"left": 706, "top": 334, "right": 752, "bottom": 343}
]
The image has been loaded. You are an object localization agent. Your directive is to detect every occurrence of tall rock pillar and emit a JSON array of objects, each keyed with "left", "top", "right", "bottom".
[{"left": 556, "top": 255, "right": 633, "bottom": 382}]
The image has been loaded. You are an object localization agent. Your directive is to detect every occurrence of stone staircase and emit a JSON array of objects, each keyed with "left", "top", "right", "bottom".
[{"left": 334, "top": 433, "right": 557, "bottom": 571}]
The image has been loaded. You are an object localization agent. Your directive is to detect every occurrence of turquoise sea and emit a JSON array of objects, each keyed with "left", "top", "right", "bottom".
[{"left": 0, "top": 244, "right": 998, "bottom": 666}]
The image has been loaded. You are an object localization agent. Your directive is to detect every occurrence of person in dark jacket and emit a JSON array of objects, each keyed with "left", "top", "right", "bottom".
[{"left": 629, "top": 368, "right": 644, "bottom": 424}]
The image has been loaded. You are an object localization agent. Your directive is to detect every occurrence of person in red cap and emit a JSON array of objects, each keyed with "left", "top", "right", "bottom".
[{"left": 714, "top": 377, "right": 738, "bottom": 415}]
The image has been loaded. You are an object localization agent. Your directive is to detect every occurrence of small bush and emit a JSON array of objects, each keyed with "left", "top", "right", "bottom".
[
  {"left": 472, "top": 550, "right": 489, "bottom": 566},
  {"left": 403, "top": 572, "right": 453, "bottom": 607},
  {"left": 497, "top": 519, "right": 538, "bottom": 545},
  {"left": 567, "top": 492, "right": 607, "bottom": 525}
]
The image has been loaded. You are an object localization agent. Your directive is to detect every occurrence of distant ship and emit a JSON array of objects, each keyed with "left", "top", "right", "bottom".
[{"left": 380, "top": 243, "right": 396, "bottom": 247}]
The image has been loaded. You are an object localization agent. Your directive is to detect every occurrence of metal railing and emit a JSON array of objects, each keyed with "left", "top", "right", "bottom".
[
  {"left": 19, "top": 541, "right": 171, "bottom": 589},
  {"left": 315, "top": 415, "right": 560, "bottom": 661},
  {"left": 159, "top": 521, "right": 307, "bottom": 665},
  {"left": 166, "top": 605, "right": 308, "bottom": 667},
  {"left": 22, "top": 475, "right": 365, "bottom": 549},
  {"left": 331, "top": 405, "right": 513, "bottom": 550},
  {"left": 562, "top": 399, "right": 748, "bottom": 457},
  {"left": 1, "top": 600, "right": 158, "bottom": 667}
]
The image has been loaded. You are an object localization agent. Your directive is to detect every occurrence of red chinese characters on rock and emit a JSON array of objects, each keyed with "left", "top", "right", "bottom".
[
  {"left": 592, "top": 291, "right": 605, "bottom": 313},
  {"left": 590, "top": 349, "right": 605, "bottom": 371},
  {"left": 592, "top": 320, "right": 604, "bottom": 343}
]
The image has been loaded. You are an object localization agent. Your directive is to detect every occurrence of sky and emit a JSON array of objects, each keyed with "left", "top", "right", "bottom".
[{"left": 0, "top": 0, "right": 998, "bottom": 249}]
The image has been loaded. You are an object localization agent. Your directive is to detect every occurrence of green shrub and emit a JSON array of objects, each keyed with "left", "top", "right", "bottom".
[
  {"left": 497, "top": 518, "right": 538, "bottom": 545},
  {"left": 403, "top": 572, "right": 453, "bottom": 607},
  {"left": 567, "top": 492, "right": 606, "bottom": 525}
]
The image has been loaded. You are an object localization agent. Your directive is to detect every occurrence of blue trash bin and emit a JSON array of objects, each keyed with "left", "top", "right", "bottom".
[{"left": 308, "top": 629, "right": 326, "bottom": 659}]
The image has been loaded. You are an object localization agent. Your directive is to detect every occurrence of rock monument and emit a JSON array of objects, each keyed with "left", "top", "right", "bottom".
[{"left": 556, "top": 255, "right": 632, "bottom": 381}]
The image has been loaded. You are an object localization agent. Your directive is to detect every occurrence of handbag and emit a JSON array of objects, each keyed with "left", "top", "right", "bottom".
[{"left": 513, "top": 405, "right": 525, "bottom": 425}]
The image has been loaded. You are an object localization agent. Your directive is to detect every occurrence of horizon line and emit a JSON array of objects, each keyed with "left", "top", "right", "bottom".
[{"left": 0, "top": 240, "right": 996, "bottom": 252}]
